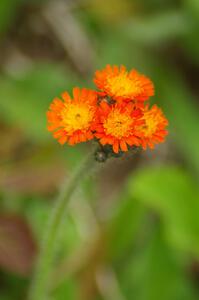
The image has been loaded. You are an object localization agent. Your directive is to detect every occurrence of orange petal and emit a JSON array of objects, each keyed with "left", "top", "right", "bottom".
[
  {"left": 113, "top": 141, "right": 119, "bottom": 153},
  {"left": 62, "top": 91, "right": 71, "bottom": 102},
  {"left": 68, "top": 135, "right": 75, "bottom": 145},
  {"left": 120, "top": 140, "right": 128, "bottom": 152},
  {"left": 58, "top": 135, "right": 67, "bottom": 145},
  {"left": 100, "top": 137, "right": 108, "bottom": 145},
  {"left": 47, "top": 124, "right": 58, "bottom": 131},
  {"left": 53, "top": 129, "right": 63, "bottom": 138},
  {"left": 73, "top": 87, "right": 80, "bottom": 101}
]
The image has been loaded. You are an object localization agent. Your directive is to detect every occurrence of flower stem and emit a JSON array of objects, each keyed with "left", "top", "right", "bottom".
[{"left": 28, "top": 152, "right": 97, "bottom": 300}]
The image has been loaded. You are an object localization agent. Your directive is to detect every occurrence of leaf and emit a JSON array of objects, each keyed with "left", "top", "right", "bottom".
[
  {"left": 121, "top": 227, "right": 197, "bottom": 300},
  {"left": 0, "top": 214, "right": 37, "bottom": 276},
  {"left": 128, "top": 165, "right": 199, "bottom": 256}
]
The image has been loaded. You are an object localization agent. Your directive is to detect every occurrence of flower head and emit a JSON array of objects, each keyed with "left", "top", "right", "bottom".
[
  {"left": 95, "top": 101, "right": 144, "bottom": 153},
  {"left": 94, "top": 65, "right": 154, "bottom": 103},
  {"left": 47, "top": 87, "right": 97, "bottom": 145},
  {"left": 46, "top": 65, "right": 168, "bottom": 159},
  {"left": 139, "top": 105, "right": 168, "bottom": 149}
]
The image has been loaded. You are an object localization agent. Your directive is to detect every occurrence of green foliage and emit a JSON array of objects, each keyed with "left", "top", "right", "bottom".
[
  {"left": 0, "top": 271, "right": 27, "bottom": 300},
  {"left": 24, "top": 196, "right": 82, "bottom": 257},
  {"left": 122, "top": 11, "right": 190, "bottom": 47},
  {"left": 0, "top": 0, "right": 20, "bottom": 35},
  {"left": 121, "top": 227, "right": 197, "bottom": 300},
  {"left": 52, "top": 278, "right": 78, "bottom": 300},
  {"left": 151, "top": 64, "right": 199, "bottom": 176},
  {"left": 107, "top": 190, "right": 144, "bottom": 261},
  {"left": 0, "top": 65, "right": 80, "bottom": 142},
  {"left": 128, "top": 165, "right": 199, "bottom": 255}
]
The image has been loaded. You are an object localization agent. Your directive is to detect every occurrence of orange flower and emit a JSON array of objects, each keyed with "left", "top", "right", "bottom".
[
  {"left": 47, "top": 87, "right": 97, "bottom": 145},
  {"left": 94, "top": 65, "right": 154, "bottom": 103},
  {"left": 95, "top": 101, "right": 144, "bottom": 153},
  {"left": 46, "top": 66, "right": 168, "bottom": 156},
  {"left": 139, "top": 105, "right": 168, "bottom": 149}
]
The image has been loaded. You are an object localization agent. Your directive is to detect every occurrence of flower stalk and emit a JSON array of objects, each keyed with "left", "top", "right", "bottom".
[{"left": 28, "top": 152, "right": 98, "bottom": 300}]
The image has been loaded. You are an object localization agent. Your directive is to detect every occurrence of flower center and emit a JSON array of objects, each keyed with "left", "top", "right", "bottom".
[
  {"left": 142, "top": 110, "right": 161, "bottom": 136},
  {"left": 106, "top": 73, "right": 142, "bottom": 98},
  {"left": 61, "top": 103, "right": 94, "bottom": 133},
  {"left": 104, "top": 109, "right": 133, "bottom": 138}
]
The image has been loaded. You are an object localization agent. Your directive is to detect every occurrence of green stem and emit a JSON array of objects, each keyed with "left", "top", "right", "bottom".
[{"left": 28, "top": 152, "right": 97, "bottom": 300}]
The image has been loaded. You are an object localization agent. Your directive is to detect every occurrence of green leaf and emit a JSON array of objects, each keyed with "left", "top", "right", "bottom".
[
  {"left": 121, "top": 227, "right": 197, "bottom": 300},
  {"left": 128, "top": 165, "right": 199, "bottom": 256}
]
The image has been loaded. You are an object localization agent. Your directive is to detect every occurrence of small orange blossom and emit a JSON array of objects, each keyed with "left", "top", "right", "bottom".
[
  {"left": 47, "top": 87, "right": 97, "bottom": 145},
  {"left": 139, "top": 105, "right": 168, "bottom": 149},
  {"left": 47, "top": 65, "right": 168, "bottom": 156},
  {"left": 95, "top": 101, "right": 144, "bottom": 153},
  {"left": 94, "top": 64, "right": 154, "bottom": 103}
]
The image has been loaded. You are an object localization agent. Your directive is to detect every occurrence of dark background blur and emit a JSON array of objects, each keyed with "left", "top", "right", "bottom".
[{"left": 0, "top": 0, "right": 199, "bottom": 299}]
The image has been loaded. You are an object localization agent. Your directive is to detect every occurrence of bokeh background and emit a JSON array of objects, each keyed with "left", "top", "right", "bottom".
[{"left": 0, "top": 0, "right": 199, "bottom": 299}]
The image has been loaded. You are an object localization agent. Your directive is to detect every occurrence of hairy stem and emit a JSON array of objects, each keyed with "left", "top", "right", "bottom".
[{"left": 28, "top": 152, "right": 97, "bottom": 300}]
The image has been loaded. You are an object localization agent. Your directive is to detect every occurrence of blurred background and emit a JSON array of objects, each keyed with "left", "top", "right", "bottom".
[{"left": 0, "top": 0, "right": 199, "bottom": 299}]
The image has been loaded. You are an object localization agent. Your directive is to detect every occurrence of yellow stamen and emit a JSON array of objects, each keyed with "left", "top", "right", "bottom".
[
  {"left": 61, "top": 103, "right": 94, "bottom": 134},
  {"left": 142, "top": 109, "right": 162, "bottom": 137},
  {"left": 104, "top": 109, "right": 133, "bottom": 138},
  {"left": 106, "top": 73, "right": 143, "bottom": 98}
]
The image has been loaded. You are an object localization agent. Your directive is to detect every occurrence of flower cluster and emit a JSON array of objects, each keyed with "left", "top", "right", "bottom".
[{"left": 47, "top": 65, "right": 168, "bottom": 159}]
